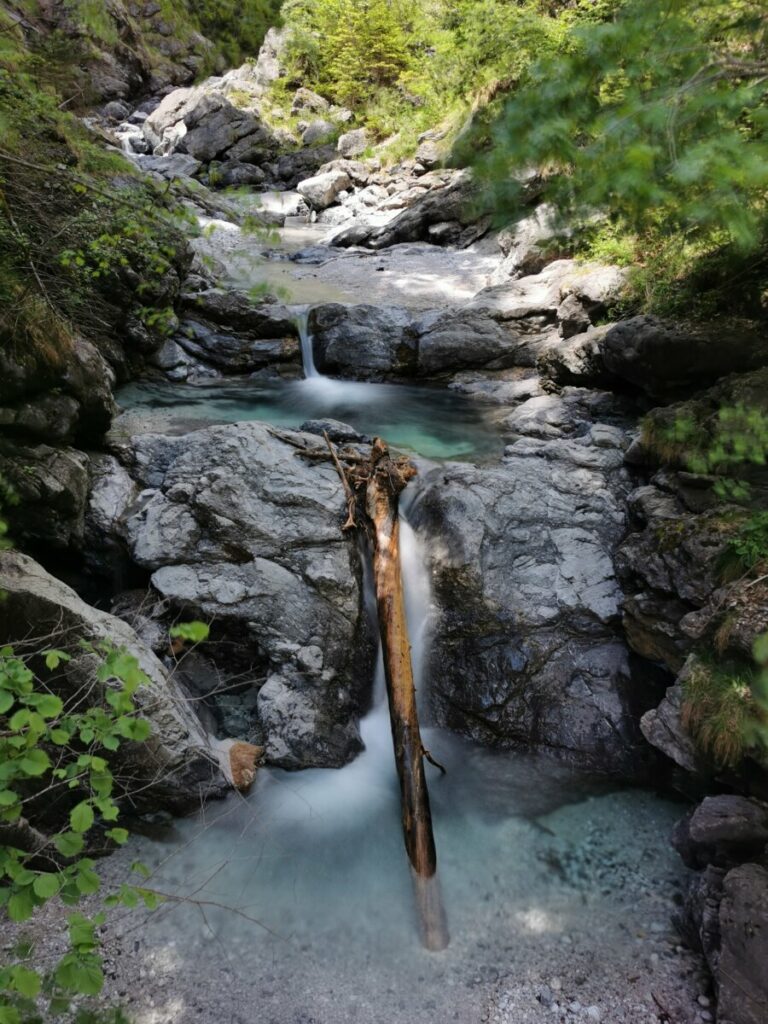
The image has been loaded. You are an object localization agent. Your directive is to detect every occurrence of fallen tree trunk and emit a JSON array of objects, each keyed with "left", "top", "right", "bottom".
[{"left": 364, "top": 440, "right": 449, "bottom": 951}]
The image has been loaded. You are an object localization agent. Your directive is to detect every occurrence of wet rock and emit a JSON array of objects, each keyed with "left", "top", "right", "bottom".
[
  {"left": 176, "top": 319, "right": 299, "bottom": 373},
  {"left": 297, "top": 168, "right": 352, "bottom": 210},
  {"left": 309, "top": 303, "right": 418, "bottom": 379},
  {"left": 0, "top": 550, "right": 227, "bottom": 810},
  {"left": 407, "top": 401, "right": 660, "bottom": 776},
  {"left": 717, "top": 863, "right": 768, "bottom": 1024},
  {"left": 0, "top": 442, "right": 89, "bottom": 549},
  {"left": 118, "top": 423, "right": 376, "bottom": 769}
]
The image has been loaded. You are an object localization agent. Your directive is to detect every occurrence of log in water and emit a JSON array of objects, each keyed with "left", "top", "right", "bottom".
[{"left": 364, "top": 439, "right": 449, "bottom": 951}]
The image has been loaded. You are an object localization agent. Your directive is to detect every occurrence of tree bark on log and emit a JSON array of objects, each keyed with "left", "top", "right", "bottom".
[{"left": 365, "top": 440, "right": 449, "bottom": 951}]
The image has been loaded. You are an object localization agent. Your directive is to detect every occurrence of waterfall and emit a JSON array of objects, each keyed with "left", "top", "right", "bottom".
[{"left": 295, "top": 307, "right": 318, "bottom": 378}]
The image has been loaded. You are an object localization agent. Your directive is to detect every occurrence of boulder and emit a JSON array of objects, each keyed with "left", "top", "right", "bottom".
[
  {"left": 0, "top": 442, "right": 89, "bottom": 550},
  {"left": 118, "top": 423, "right": 376, "bottom": 768},
  {"left": 296, "top": 169, "right": 352, "bottom": 210},
  {"left": 674, "top": 795, "right": 768, "bottom": 869},
  {"left": 490, "top": 204, "right": 569, "bottom": 282},
  {"left": 406, "top": 399, "right": 661, "bottom": 776},
  {"left": 717, "top": 864, "right": 768, "bottom": 1024},
  {"left": 640, "top": 681, "right": 700, "bottom": 774},
  {"left": 337, "top": 128, "right": 367, "bottom": 158},
  {"left": 301, "top": 119, "right": 336, "bottom": 145},
  {"left": 415, "top": 309, "right": 518, "bottom": 376},
  {"left": 290, "top": 87, "right": 329, "bottom": 115},
  {"left": 331, "top": 170, "right": 482, "bottom": 249},
  {"left": 309, "top": 303, "right": 418, "bottom": 379},
  {"left": 0, "top": 551, "right": 228, "bottom": 810},
  {"left": 601, "top": 316, "right": 768, "bottom": 398}
]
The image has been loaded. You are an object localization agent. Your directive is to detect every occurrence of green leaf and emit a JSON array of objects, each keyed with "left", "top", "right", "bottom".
[
  {"left": 44, "top": 650, "right": 71, "bottom": 670},
  {"left": 105, "top": 827, "right": 129, "bottom": 845},
  {"left": 169, "top": 621, "right": 210, "bottom": 644},
  {"left": 11, "top": 965, "right": 40, "bottom": 998},
  {"left": 70, "top": 801, "right": 94, "bottom": 834},
  {"left": 75, "top": 866, "right": 100, "bottom": 895},
  {"left": 53, "top": 832, "right": 84, "bottom": 858},
  {"left": 33, "top": 872, "right": 60, "bottom": 899},
  {"left": 0, "top": 790, "right": 18, "bottom": 807},
  {"left": 0, "top": 1006, "right": 21, "bottom": 1024},
  {"left": 55, "top": 956, "right": 104, "bottom": 996},
  {"left": 34, "top": 694, "right": 63, "bottom": 718},
  {"left": 0, "top": 691, "right": 13, "bottom": 714},
  {"left": 19, "top": 749, "right": 50, "bottom": 777},
  {"left": 7, "top": 888, "right": 34, "bottom": 921}
]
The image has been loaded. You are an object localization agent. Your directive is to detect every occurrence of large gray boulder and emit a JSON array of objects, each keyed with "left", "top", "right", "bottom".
[
  {"left": 415, "top": 309, "right": 517, "bottom": 375},
  {"left": 0, "top": 551, "right": 227, "bottom": 811},
  {"left": 407, "top": 397, "right": 662, "bottom": 776},
  {"left": 331, "top": 169, "right": 484, "bottom": 249},
  {"left": 601, "top": 316, "right": 768, "bottom": 398},
  {"left": 118, "top": 423, "right": 376, "bottom": 769},
  {"left": 309, "top": 304, "right": 417, "bottom": 378}
]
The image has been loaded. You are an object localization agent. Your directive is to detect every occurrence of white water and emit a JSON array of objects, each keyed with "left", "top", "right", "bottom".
[{"left": 294, "top": 305, "right": 319, "bottom": 379}]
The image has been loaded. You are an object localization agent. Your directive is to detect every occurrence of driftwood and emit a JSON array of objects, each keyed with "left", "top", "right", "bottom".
[{"left": 320, "top": 434, "right": 449, "bottom": 951}]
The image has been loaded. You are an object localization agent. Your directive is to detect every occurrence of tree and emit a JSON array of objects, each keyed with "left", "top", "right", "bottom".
[{"left": 479, "top": 0, "right": 768, "bottom": 250}]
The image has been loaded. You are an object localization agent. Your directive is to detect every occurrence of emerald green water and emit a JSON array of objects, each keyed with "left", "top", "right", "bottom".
[{"left": 115, "top": 376, "right": 503, "bottom": 460}]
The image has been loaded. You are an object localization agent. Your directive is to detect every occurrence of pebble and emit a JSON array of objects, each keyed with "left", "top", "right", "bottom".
[
  {"left": 697, "top": 996, "right": 710, "bottom": 1008},
  {"left": 700, "top": 1013, "right": 712, "bottom": 1022},
  {"left": 586, "top": 1007, "right": 601, "bottom": 1021}
]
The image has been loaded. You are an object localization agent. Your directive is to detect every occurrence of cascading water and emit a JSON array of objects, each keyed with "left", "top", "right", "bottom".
[
  {"left": 99, "top": 507, "right": 691, "bottom": 1022},
  {"left": 295, "top": 306, "right": 319, "bottom": 379}
]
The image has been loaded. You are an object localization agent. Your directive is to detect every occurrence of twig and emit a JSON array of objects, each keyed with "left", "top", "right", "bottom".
[{"left": 323, "top": 431, "right": 358, "bottom": 531}]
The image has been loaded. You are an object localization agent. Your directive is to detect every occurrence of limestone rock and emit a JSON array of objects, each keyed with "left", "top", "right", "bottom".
[
  {"left": 297, "top": 169, "right": 352, "bottom": 210},
  {"left": 118, "top": 423, "right": 376, "bottom": 769},
  {"left": 337, "top": 128, "right": 367, "bottom": 158}
]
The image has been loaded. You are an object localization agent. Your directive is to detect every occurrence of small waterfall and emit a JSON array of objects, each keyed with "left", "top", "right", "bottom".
[{"left": 295, "top": 306, "right": 318, "bottom": 378}]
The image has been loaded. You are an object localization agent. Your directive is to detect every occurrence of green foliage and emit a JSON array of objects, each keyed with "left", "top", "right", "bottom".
[
  {"left": 480, "top": 0, "right": 768, "bottom": 247},
  {"left": 0, "top": 65, "right": 191, "bottom": 370},
  {"left": 668, "top": 403, "right": 768, "bottom": 500},
  {"left": 169, "top": 621, "right": 210, "bottom": 644},
  {"left": 188, "top": 0, "right": 284, "bottom": 65},
  {"left": 723, "top": 511, "right": 768, "bottom": 577},
  {"left": 0, "top": 641, "right": 156, "bottom": 1021},
  {"left": 474, "top": 0, "right": 768, "bottom": 315},
  {"left": 275, "top": 0, "right": 592, "bottom": 144},
  {"left": 681, "top": 655, "right": 762, "bottom": 767}
]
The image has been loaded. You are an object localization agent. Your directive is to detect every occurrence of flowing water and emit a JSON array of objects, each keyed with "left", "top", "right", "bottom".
[
  {"left": 103, "top": 209, "right": 699, "bottom": 1024},
  {"left": 102, "top": 519, "right": 692, "bottom": 1024}
]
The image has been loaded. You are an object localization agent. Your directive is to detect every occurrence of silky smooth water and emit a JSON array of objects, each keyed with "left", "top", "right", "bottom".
[
  {"left": 99, "top": 522, "right": 691, "bottom": 1024},
  {"left": 115, "top": 377, "right": 503, "bottom": 460}
]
